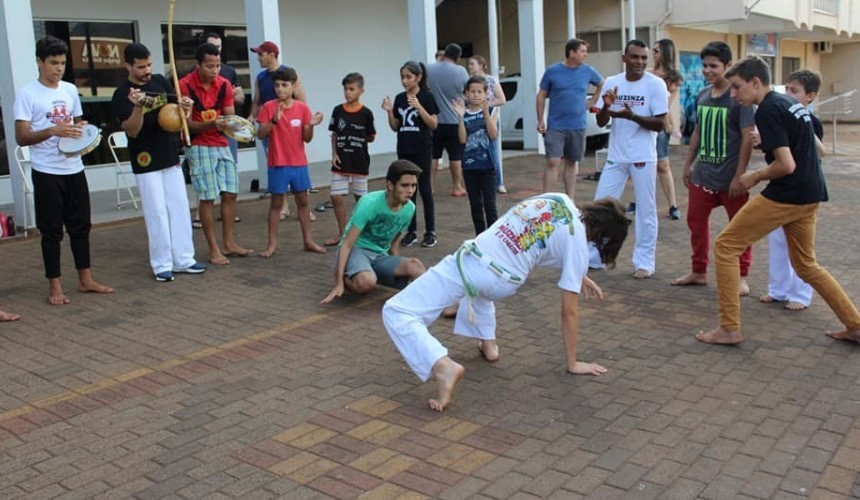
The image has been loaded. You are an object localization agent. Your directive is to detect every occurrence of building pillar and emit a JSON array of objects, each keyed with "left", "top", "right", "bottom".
[
  {"left": 567, "top": 0, "right": 576, "bottom": 39},
  {"left": 244, "top": 0, "right": 281, "bottom": 190},
  {"left": 0, "top": 0, "right": 37, "bottom": 229},
  {"left": 628, "top": 0, "right": 636, "bottom": 42},
  {"left": 407, "top": 0, "right": 437, "bottom": 63},
  {"left": 518, "top": 0, "right": 545, "bottom": 152}
]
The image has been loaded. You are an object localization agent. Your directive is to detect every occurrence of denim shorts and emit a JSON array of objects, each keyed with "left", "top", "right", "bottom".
[{"left": 656, "top": 131, "right": 670, "bottom": 161}]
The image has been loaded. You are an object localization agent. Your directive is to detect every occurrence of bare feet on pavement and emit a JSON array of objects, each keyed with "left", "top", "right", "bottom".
[
  {"left": 633, "top": 269, "right": 653, "bottom": 279},
  {"left": 696, "top": 326, "right": 743, "bottom": 345},
  {"left": 785, "top": 302, "right": 808, "bottom": 311},
  {"left": 671, "top": 272, "right": 707, "bottom": 286},
  {"left": 324, "top": 237, "right": 340, "bottom": 247},
  {"left": 567, "top": 360, "right": 608, "bottom": 375},
  {"left": 209, "top": 253, "right": 230, "bottom": 265},
  {"left": 48, "top": 282, "right": 70, "bottom": 305},
  {"left": 0, "top": 310, "right": 21, "bottom": 321},
  {"left": 825, "top": 328, "right": 860, "bottom": 344},
  {"left": 79, "top": 279, "right": 114, "bottom": 295},
  {"left": 224, "top": 245, "right": 254, "bottom": 257},
  {"left": 759, "top": 294, "right": 777, "bottom": 303},
  {"left": 259, "top": 247, "right": 277, "bottom": 258},
  {"left": 478, "top": 340, "right": 499, "bottom": 362},
  {"left": 304, "top": 242, "right": 327, "bottom": 254},
  {"left": 739, "top": 277, "right": 750, "bottom": 296},
  {"left": 429, "top": 356, "right": 465, "bottom": 412}
]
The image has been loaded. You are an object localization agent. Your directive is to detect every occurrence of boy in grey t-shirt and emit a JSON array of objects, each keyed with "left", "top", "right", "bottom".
[{"left": 671, "top": 42, "right": 755, "bottom": 293}]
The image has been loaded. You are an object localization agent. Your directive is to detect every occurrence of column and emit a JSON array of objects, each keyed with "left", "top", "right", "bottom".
[
  {"left": 244, "top": 0, "right": 281, "bottom": 190},
  {"left": 407, "top": 0, "right": 437, "bottom": 63},
  {"left": 0, "top": 0, "right": 37, "bottom": 229},
  {"left": 518, "top": 0, "right": 545, "bottom": 152},
  {"left": 567, "top": 0, "right": 576, "bottom": 39}
]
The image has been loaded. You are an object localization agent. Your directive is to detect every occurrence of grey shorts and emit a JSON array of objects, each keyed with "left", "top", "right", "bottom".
[
  {"left": 337, "top": 247, "right": 409, "bottom": 290},
  {"left": 544, "top": 129, "right": 586, "bottom": 162},
  {"left": 656, "top": 131, "right": 670, "bottom": 161}
]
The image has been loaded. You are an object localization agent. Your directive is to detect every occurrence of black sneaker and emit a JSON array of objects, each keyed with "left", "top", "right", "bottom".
[
  {"left": 421, "top": 232, "right": 437, "bottom": 248},
  {"left": 668, "top": 206, "right": 681, "bottom": 220},
  {"left": 401, "top": 232, "right": 418, "bottom": 247},
  {"left": 626, "top": 202, "right": 636, "bottom": 214}
]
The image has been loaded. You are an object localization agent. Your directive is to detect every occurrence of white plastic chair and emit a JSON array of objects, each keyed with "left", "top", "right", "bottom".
[
  {"left": 13, "top": 145, "right": 35, "bottom": 237},
  {"left": 107, "top": 131, "right": 139, "bottom": 210}
]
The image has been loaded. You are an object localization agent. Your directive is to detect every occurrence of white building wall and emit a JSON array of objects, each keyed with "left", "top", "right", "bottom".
[
  {"left": 0, "top": 0, "right": 411, "bottom": 204},
  {"left": 819, "top": 42, "right": 860, "bottom": 121}
]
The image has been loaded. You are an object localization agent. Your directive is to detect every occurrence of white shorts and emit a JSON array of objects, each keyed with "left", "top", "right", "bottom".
[{"left": 330, "top": 173, "right": 369, "bottom": 197}]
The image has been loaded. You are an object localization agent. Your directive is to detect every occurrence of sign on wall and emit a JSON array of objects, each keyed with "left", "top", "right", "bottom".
[{"left": 747, "top": 33, "right": 779, "bottom": 57}]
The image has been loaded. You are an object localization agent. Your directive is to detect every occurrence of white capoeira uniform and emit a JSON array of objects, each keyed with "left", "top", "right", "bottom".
[
  {"left": 135, "top": 165, "right": 197, "bottom": 274},
  {"left": 766, "top": 228, "right": 813, "bottom": 306},
  {"left": 587, "top": 71, "right": 668, "bottom": 274},
  {"left": 383, "top": 194, "right": 588, "bottom": 381}
]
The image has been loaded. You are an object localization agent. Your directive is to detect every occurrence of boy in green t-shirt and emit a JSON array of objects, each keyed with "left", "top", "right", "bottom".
[{"left": 320, "top": 160, "right": 427, "bottom": 304}]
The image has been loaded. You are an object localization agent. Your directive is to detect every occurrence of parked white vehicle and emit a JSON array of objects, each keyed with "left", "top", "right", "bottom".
[{"left": 499, "top": 74, "right": 611, "bottom": 150}]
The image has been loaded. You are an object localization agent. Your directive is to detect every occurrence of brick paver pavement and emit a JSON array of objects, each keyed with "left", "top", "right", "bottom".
[{"left": 1, "top": 125, "right": 859, "bottom": 499}]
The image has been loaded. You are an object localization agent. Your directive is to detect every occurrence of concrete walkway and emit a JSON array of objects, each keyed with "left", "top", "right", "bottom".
[{"left": 0, "top": 126, "right": 859, "bottom": 499}]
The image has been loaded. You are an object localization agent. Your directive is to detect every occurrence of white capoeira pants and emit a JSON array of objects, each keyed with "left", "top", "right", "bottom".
[
  {"left": 588, "top": 161, "right": 658, "bottom": 273},
  {"left": 135, "top": 165, "right": 197, "bottom": 275},
  {"left": 767, "top": 228, "right": 813, "bottom": 306},
  {"left": 382, "top": 252, "right": 521, "bottom": 382}
]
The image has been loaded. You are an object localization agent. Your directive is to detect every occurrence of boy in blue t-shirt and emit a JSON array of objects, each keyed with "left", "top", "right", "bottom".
[
  {"left": 455, "top": 76, "right": 499, "bottom": 235},
  {"left": 320, "top": 160, "right": 427, "bottom": 304},
  {"left": 324, "top": 73, "right": 376, "bottom": 246}
]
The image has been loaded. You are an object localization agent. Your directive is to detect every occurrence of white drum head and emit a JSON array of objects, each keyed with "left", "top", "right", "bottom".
[{"left": 58, "top": 124, "right": 102, "bottom": 157}]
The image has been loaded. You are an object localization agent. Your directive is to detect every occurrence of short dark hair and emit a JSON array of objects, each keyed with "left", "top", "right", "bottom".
[
  {"left": 195, "top": 43, "right": 221, "bottom": 63},
  {"left": 124, "top": 42, "right": 150, "bottom": 64},
  {"left": 465, "top": 75, "right": 488, "bottom": 92},
  {"left": 564, "top": 38, "right": 588, "bottom": 58},
  {"left": 36, "top": 36, "right": 68, "bottom": 61},
  {"left": 443, "top": 43, "right": 462, "bottom": 61},
  {"left": 624, "top": 39, "right": 648, "bottom": 54},
  {"left": 342, "top": 72, "right": 364, "bottom": 87},
  {"left": 725, "top": 55, "right": 771, "bottom": 86},
  {"left": 786, "top": 69, "right": 821, "bottom": 95},
  {"left": 386, "top": 160, "right": 422, "bottom": 185},
  {"left": 272, "top": 66, "right": 298, "bottom": 84},
  {"left": 204, "top": 32, "right": 221, "bottom": 41},
  {"left": 700, "top": 41, "right": 732, "bottom": 65},
  {"left": 580, "top": 198, "right": 631, "bottom": 269}
]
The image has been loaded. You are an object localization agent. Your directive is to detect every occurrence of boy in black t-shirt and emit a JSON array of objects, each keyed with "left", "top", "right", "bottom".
[
  {"left": 324, "top": 73, "right": 376, "bottom": 247},
  {"left": 696, "top": 56, "right": 860, "bottom": 346}
]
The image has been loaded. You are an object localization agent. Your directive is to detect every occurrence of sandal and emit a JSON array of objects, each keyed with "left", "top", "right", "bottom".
[{"left": 191, "top": 219, "right": 202, "bottom": 229}]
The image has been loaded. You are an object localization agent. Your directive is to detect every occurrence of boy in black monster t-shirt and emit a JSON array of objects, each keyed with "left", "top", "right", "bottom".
[
  {"left": 324, "top": 73, "right": 377, "bottom": 247},
  {"left": 696, "top": 55, "right": 860, "bottom": 347}
]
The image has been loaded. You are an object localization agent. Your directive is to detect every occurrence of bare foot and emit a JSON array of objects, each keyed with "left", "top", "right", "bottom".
[
  {"left": 451, "top": 190, "right": 467, "bottom": 197},
  {"left": 429, "top": 357, "right": 465, "bottom": 412},
  {"left": 48, "top": 281, "right": 71, "bottom": 305},
  {"left": 671, "top": 272, "right": 707, "bottom": 286},
  {"left": 785, "top": 302, "right": 808, "bottom": 311},
  {"left": 825, "top": 329, "right": 860, "bottom": 344},
  {"left": 739, "top": 277, "right": 750, "bottom": 296},
  {"left": 324, "top": 237, "right": 341, "bottom": 247},
  {"left": 759, "top": 294, "right": 777, "bottom": 303},
  {"left": 224, "top": 245, "right": 254, "bottom": 257},
  {"left": 478, "top": 341, "right": 499, "bottom": 362},
  {"left": 303, "top": 242, "right": 327, "bottom": 254},
  {"left": 258, "top": 247, "right": 277, "bottom": 258},
  {"left": 279, "top": 210, "right": 289, "bottom": 221},
  {"left": 0, "top": 310, "right": 21, "bottom": 321},
  {"left": 695, "top": 326, "right": 743, "bottom": 345},
  {"left": 442, "top": 305, "right": 458, "bottom": 319},
  {"left": 209, "top": 253, "right": 230, "bottom": 265},
  {"left": 633, "top": 269, "right": 653, "bottom": 279},
  {"left": 79, "top": 280, "right": 114, "bottom": 294}
]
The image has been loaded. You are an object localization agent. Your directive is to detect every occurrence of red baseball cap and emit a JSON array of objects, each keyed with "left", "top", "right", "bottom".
[{"left": 250, "top": 41, "right": 279, "bottom": 56}]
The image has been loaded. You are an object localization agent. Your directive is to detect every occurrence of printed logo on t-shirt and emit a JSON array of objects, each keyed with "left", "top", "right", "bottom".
[
  {"left": 697, "top": 105, "right": 728, "bottom": 165},
  {"left": 788, "top": 102, "right": 812, "bottom": 123},
  {"left": 493, "top": 197, "right": 575, "bottom": 255},
  {"left": 614, "top": 95, "right": 646, "bottom": 107},
  {"left": 290, "top": 118, "right": 302, "bottom": 128},
  {"left": 398, "top": 106, "right": 420, "bottom": 132},
  {"left": 136, "top": 151, "right": 152, "bottom": 168},
  {"left": 45, "top": 100, "right": 72, "bottom": 124}
]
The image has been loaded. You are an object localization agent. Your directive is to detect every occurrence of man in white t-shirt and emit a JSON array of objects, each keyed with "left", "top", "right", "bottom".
[
  {"left": 13, "top": 36, "right": 113, "bottom": 305},
  {"left": 590, "top": 40, "right": 669, "bottom": 279},
  {"left": 382, "top": 194, "right": 630, "bottom": 412}
]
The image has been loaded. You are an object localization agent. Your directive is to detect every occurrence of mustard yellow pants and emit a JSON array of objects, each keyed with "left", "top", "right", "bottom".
[{"left": 714, "top": 194, "right": 860, "bottom": 332}]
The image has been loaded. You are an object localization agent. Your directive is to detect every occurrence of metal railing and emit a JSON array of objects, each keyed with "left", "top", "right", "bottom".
[
  {"left": 816, "top": 88, "right": 856, "bottom": 154},
  {"left": 813, "top": 0, "right": 839, "bottom": 14}
]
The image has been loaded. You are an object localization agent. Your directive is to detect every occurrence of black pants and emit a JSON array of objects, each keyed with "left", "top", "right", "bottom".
[
  {"left": 400, "top": 152, "right": 435, "bottom": 235},
  {"left": 464, "top": 169, "right": 498, "bottom": 235},
  {"left": 31, "top": 170, "right": 92, "bottom": 279}
]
